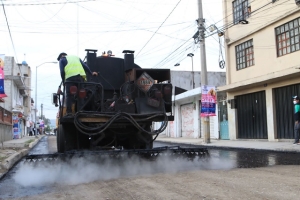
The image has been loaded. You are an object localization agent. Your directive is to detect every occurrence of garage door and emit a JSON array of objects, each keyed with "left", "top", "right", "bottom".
[
  {"left": 274, "top": 83, "right": 300, "bottom": 139},
  {"left": 180, "top": 103, "right": 194, "bottom": 138},
  {"left": 236, "top": 91, "right": 268, "bottom": 139}
]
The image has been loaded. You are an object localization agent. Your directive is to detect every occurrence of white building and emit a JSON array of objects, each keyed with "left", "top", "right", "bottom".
[{"left": 155, "top": 71, "right": 226, "bottom": 139}]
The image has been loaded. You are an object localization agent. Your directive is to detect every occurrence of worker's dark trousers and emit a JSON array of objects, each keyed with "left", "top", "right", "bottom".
[
  {"left": 294, "top": 121, "right": 300, "bottom": 143},
  {"left": 65, "top": 75, "right": 84, "bottom": 114}
]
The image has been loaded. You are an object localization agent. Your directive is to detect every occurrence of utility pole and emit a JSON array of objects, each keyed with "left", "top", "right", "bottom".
[
  {"left": 41, "top": 104, "right": 43, "bottom": 120},
  {"left": 198, "top": 0, "right": 210, "bottom": 143}
]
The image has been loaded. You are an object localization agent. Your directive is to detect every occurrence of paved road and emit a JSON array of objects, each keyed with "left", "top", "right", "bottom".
[{"left": 0, "top": 136, "right": 300, "bottom": 199}]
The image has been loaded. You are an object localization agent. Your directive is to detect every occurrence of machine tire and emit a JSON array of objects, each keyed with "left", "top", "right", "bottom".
[
  {"left": 57, "top": 124, "right": 66, "bottom": 153},
  {"left": 56, "top": 129, "right": 60, "bottom": 152}
]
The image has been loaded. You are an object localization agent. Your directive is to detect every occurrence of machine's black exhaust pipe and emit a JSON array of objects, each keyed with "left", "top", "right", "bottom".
[{"left": 123, "top": 50, "right": 135, "bottom": 72}]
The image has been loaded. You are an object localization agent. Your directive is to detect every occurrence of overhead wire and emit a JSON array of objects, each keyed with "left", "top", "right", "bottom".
[
  {"left": 12, "top": 0, "right": 69, "bottom": 24},
  {"left": 0, "top": 21, "right": 194, "bottom": 35},
  {"left": 217, "top": 0, "right": 291, "bottom": 34},
  {"left": 5, "top": 0, "right": 292, "bottom": 120},
  {"left": 0, "top": 0, "right": 221, "bottom": 119},
  {"left": 4, "top": 0, "right": 292, "bottom": 70},
  {"left": 153, "top": 37, "right": 193, "bottom": 68},
  {"left": 1, "top": 0, "right": 18, "bottom": 63},
  {"left": 1, "top": 0, "right": 96, "bottom": 6},
  {"left": 137, "top": 23, "right": 196, "bottom": 58},
  {"left": 1, "top": 0, "right": 202, "bottom": 69},
  {"left": 135, "top": 0, "right": 182, "bottom": 58},
  {"left": 152, "top": 0, "right": 286, "bottom": 69}
]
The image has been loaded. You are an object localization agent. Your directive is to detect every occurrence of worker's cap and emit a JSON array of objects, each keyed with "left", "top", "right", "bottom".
[
  {"left": 293, "top": 96, "right": 299, "bottom": 100},
  {"left": 57, "top": 52, "right": 67, "bottom": 61}
]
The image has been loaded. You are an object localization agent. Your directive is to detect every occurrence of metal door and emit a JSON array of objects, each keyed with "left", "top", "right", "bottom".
[
  {"left": 180, "top": 103, "right": 194, "bottom": 138},
  {"left": 219, "top": 101, "right": 229, "bottom": 139},
  {"left": 237, "top": 91, "right": 268, "bottom": 139},
  {"left": 274, "top": 84, "right": 300, "bottom": 139}
]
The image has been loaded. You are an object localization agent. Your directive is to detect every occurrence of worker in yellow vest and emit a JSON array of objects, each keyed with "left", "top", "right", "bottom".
[{"left": 57, "top": 52, "right": 98, "bottom": 116}]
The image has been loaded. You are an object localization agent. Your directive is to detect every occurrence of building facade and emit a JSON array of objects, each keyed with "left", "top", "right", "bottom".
[
  {"left": 219, "top": 0, "right": 300, "bottom": 140},
  {"left": 1, "top": 56, "right": 32, "bottom": 141}
]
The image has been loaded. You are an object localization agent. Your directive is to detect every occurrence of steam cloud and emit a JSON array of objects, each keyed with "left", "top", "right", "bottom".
[{"left": 13, "top": 154, "right": 234, "bottom": 187}]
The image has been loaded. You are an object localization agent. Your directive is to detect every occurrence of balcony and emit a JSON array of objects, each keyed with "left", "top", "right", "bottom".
[{"left": 5, "top": 74, "right": 31, "bottom": 97}]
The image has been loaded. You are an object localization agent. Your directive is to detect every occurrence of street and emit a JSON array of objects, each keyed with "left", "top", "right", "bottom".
[{"left": 0, "top": 136, "right": 299, "bottom": 200}]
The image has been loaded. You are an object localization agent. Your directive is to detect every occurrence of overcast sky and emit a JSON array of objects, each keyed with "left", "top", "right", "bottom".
[{"left": 0, "top": 0, "right": 224, "bottom": 119}]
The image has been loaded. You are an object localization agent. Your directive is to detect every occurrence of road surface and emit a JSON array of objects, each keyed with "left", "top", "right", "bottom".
[{"left": 0, "top": 136, "right": 299, "bottom": 200}]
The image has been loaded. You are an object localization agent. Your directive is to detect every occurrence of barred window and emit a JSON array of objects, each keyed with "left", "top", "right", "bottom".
[
  {"left": 233, "top": 0, "right": 250, "bottom": 25},
  {"left": 235, "top": 40, "right": 254, "bottom": 70},
  {"left": 276, "top": 17, "right": 300, "bottom": 57}
]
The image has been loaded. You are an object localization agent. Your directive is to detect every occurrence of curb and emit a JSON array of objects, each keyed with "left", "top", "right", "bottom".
[
  {"left": 29, "top": 136, "right": 40, "bottom": 148},
  {"left": 156, "top": 139, "right": 300, "bottom": 154},
  {"left": 1, "top": 149, "right": 29, "bottom": 170},
  {"left": 0, "top": 136, "right": 43, "bottom": 180}
]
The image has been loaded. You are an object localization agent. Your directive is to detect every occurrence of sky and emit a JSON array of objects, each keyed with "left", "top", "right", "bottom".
[{"left": 0, "top": 0, "right": 225, "bottom": 119}]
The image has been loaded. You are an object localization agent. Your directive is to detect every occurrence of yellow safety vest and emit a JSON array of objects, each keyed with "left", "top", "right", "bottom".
[{"left": 64, "top": 56, "right": 87, "bottom": 80}]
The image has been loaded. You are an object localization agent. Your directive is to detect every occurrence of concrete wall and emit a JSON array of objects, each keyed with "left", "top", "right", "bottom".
[
  {"left": 223, "top": 1, "right": 299, "bottom": 47},
  {"left": 173, "top": 94, "right": 219, "bottom": 139},
  {"left": 157, "top": 71, "right": 226, "bottom": 139},
  {"left": 0, "top": 124, "right": 13, "bottom": 145},
  {"left": 228, "top": 13, "right": 300, "bottom": 84},
  {"left": 222, "top": 1, "right": 300, "bottom": 85},
  {"left": 3, "top": 57, "right": 21, "bottom": 111},
  {"left": 171, "top": 71, "right": 226, "bottom": 90}
]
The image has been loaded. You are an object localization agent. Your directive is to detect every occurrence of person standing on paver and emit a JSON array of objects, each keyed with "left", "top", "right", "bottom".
[
  {"left": 57, "top": 52, "right": 98, "bottom": 117},
  {"left": 293, "top": 96, "right": 300, "bottom": 145}
]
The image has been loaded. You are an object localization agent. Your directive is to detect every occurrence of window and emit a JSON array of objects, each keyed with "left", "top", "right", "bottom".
[
  {"left": 235, "top": 39, "right": 254, "bottom": 70},
  {"left": 233, "top": 0, "right": 250, "bottom": 24},
  {"left": 276, "top": 17, "right": 300, "bottom": 57}
]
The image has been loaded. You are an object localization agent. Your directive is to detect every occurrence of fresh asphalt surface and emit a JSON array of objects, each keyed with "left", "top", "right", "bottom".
[{"left": 0, "top": 137, "right": 300, "bottom": 199}]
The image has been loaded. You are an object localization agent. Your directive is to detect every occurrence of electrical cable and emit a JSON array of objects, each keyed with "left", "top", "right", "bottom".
[
  {"left": 153, "top": 37, "right": 193, "bottom": 68},
  {"left": 135, "top": 0, "right": 182, "bottom": 58},
  {"left": 1, "top": 0, "right": 18, "bottom": 63},
  {"left": 2, "top": 0, "right": 96, "bottom": 6}
]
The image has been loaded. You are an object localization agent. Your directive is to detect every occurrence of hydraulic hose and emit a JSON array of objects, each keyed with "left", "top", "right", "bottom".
[{"left": 73, "top": 111, "right": 168, "bottom": 137}]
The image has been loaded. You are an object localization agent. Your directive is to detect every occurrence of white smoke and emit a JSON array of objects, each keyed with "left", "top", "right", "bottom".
[{"left": 13, "top": 153, "right": 235, "bottom": 187}]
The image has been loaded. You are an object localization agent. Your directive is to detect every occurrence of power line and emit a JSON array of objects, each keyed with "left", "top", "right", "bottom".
[
  {"left": 217, "top": 0, "right": 291, "bottom": 34},
  {"left": 153, "top": 0, "right": 283, "bottom": 69},
  {"left": 135, "top": 0, "right": 182, "bottom": 58},
  {"left": 2, "top": 0, "right": 96, "bottom": 6},
  {"left": 137, "top": 23, "right": 195, "bottom": 58},
  {"left": 153, "top": 37, "right": 193, "bottom": 68},
  {"left": 1, "top": 0, "right": 18, "bottom": 63}
]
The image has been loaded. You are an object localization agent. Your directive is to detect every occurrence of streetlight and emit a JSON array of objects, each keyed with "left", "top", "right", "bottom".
[
  {"left": 35, "top": 62, "right": 57, "bottom": 128},
  {"left": 187, "top": 53, "right": 194, "bottom": 89},
  {"left": 174, "top": 63, "right": 180, "bottom": 67}
]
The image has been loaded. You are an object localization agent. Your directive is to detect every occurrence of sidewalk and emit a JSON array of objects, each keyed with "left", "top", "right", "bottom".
[
  {"left": 0, "top": 135, "right": 43, "bottom": 179},
  {"left": 155, "top": 135, "right": 300, "bottom": 153}
]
